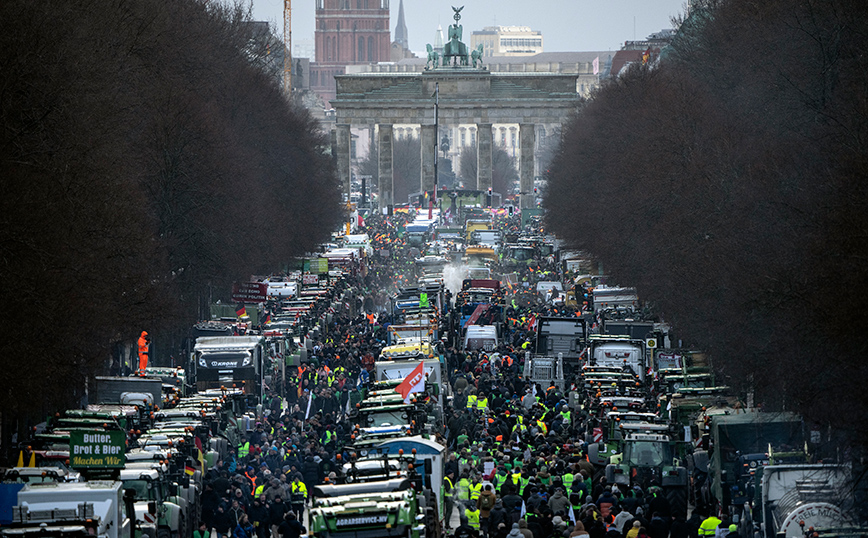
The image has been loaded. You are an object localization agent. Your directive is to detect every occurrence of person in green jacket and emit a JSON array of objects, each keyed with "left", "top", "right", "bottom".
[{"left": 193, "top": 522, "right": 210, "bottom": 538}]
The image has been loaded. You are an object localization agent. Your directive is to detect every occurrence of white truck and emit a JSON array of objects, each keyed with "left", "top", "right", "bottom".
[
  {"left": 523, "top": 353, "right": 565, "bottom": 391},
  {"left": 463, "top": 325, "right": 498, "bottom": 352},
  {"left": 119, "top": 468, "right": 183, "bottom": 538},
  {"left": 1, "top": 480, "right": 132, "bottom": 538},
  {"left": 374, "top": 359, "right": 449, "bottom": 427},
  {"left": 95, "top": 376, "right": 162, "bottom": 409},
  {"left": 374, "top": 359, "right": 444, "bottom": 388},
  {"left": 592, "top": 285, "right": 639, "bottom": 310},
  {"left": 756, "top": 464, "right": 857, "bottom": 538},
  {"left": 535, "top": 316, "right": 588, "bottom": 364},
  {"left": 588, "top": 335, "right": 648, "bottom": 382}
]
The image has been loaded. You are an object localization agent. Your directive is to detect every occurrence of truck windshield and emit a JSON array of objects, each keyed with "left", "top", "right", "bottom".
[
  {"left": 466, "top": 338, "right": 496, "bottom": 352},
  {"left": 123, "top": 479, "right": 158, "bottom": 501},
  {"left": 509, "top": 248, "right": 535, "bottom": 261},
  {"left": 626, "top": 441, "right": 671, "bottom": 467}
]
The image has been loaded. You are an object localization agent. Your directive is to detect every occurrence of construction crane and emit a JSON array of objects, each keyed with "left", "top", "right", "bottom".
[{"left": 283, "top": 0, "right": 292, "bottom": 95}]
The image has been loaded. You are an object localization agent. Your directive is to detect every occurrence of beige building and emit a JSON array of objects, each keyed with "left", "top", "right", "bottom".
[{"left": 471, "top": 26, "right": 543, "bottom": 57}]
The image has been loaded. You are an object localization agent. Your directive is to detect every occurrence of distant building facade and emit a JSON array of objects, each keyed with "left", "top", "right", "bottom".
[
  {"left": 310, "top": 0, "right": 392, "bottom": 105},
  {"left": 471, "top": 26, "right": 543, "bottom": 57}
]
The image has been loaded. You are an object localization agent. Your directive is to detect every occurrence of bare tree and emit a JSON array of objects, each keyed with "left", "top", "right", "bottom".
[
  {"left": 458, "top": 143, "right": 519, "bottom": 197},
  {"left": 0, "top": 0, "right": 343, "bottom": 457},
  {"left": 544, "top": 0, "right": 868, "bottom": 449}
]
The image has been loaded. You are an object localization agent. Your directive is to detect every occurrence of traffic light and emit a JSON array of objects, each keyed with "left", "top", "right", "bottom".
[
  {"left": 533, "top": 187, "right": 538, "bottom": 195},
  {"left": 487, "top": 187, "right": 492, "bottom": 196},
  {"left": 508, "top": 206, "right": 514, "bottom": 216}
]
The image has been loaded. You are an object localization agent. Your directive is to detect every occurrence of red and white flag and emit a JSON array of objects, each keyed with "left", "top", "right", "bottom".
[
  {"left": 592, "top": 56, "right": 600, "bottom": 75},
  {"left": 396, "top": 362, "right": 426, "bottom": 403}
]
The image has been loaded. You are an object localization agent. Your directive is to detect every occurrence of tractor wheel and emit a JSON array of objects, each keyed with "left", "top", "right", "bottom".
[{"left": 666, "top": 486, "right": 688, "bottom": 519}]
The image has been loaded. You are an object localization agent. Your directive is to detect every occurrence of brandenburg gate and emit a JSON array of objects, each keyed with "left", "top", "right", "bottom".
[{"left": 330, "top": 7, "right": 580, "bottom": 211}]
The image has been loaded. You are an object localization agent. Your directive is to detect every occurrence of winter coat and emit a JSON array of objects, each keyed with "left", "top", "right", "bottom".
[
  {"left": 507, "top": 523, "right": 524, "bottom": 538},
  {"left": 277, "top": 519, "right": 305, "bottom": 538},
  {"left": 548, "top": 491, "right": 571, "bottom": 517},
  {"left": 596, "top": 491, "right": 619, "bottom": 519},
  {"left": 518, "top": 518, "right": 535, "bottom": 538},
  {"left": 269, "top": 500, "right": 289, "bottom": 525},
  {"left": 233, "top": 523, "right": 255, "bottom": 538},
  {"left": 489, "top": 503, "right": 509, "bottom": 532},
  {"left": 477, "top": 491, "right": 498, "bottom": 518},
  {"left": 247, "top": 501, "right": 270, "bottom": 527}
]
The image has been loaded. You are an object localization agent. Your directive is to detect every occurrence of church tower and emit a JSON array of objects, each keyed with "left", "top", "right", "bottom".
[{"left": 394, "top": 0, "right": 409, "bottom": 50}]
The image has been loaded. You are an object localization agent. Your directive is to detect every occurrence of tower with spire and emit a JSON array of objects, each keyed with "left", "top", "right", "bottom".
[
  {"left": 394, "top": 0, "right": 409, "bottom": 50},
  {"left": 434, "top": 25, "right": 444, "bottom": 52}
]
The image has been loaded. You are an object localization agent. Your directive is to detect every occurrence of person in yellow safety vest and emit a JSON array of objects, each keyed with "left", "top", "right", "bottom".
[
  {"left": 465, "top": 505, "right": 480, "bottom": 530},
  {"left": 238, "top": 440, "right": 251, "bottom": 459},
  {"left": 467, "top": 393, "right": 478, "bottom": 409},
  {"left": 699, "top": 514, "right": 722, "bottom": 536},
  {"left": 536, "top": 419, "right": 548, "bottom": 435},
  {"left": 469, "top": 480, "right": 482, "bottom": 502},
  {"left": 519, "top": 474, "right": 529, "bottom": 495},
  {"left": 511, "top": 471, "right": 522, "bottom": 486},
  {"left": 456, "top": 473, "right": 471, "bottom": 501},
  {"left": 290, "top": 475, "right": 308, "bottom": 516},
  {"left": 444, "top": 471, "right": 456, "bottom": 529},
  {"left": 562, "top": 469, "right": 575, "bottom": 492},
  {"left": 560, "top": 408, "right": 572, "bottom": 425},
  {"left": 477, "top": 393, "right": 489, "bottom": 410}
]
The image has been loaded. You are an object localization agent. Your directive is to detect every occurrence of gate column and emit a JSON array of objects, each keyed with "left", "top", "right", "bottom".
[
  {"left": 421, "top": 124, "right": 436, "bottom": 194},
  {"left": 378, "top": 124, "right": 394, "bottom": 211},
  {"left": 477, "top": 123, "right": 492, "bottom": 194},
  {"left": 519, "top": 123, "right": 536, "bottom": 209},
  {"left": 336, "top": 124, "right": 352, "bottom": 199}
]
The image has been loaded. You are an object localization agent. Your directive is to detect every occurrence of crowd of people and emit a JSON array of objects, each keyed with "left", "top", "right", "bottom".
[{"left": 193, "top": 211, "right": 729, "bottom": 538}]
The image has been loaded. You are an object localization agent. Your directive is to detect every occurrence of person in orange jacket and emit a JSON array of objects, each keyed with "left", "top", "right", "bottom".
[{"left": 137, "top": 331, "right": 150, "bottom": 371}]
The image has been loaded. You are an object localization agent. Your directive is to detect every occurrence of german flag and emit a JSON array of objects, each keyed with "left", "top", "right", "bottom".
[
  {"left": 185, "top": 464, "right": 195, "bottom": 476},
  {"left": 235, "top": 304, "right": 246, "bottom": 317}
]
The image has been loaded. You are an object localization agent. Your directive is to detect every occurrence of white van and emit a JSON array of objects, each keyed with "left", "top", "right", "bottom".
[
  {"left": 536, "top": 281, "right": 565, "bottom": 304},
  {"left": 463, "top": 325, "right": 498, "bottom": 352}
]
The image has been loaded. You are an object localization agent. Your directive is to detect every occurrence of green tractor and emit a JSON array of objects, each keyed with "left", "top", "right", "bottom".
[
  {"left": 605, "top": 430, "right": 689, "bottom": 518},
  {"left": 309, "top": 478, "right": 432, "bottom": 538}
]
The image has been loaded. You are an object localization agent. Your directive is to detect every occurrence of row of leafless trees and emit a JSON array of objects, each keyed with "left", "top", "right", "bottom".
[
  {"left": 545, "top": 0, "right": 868, "bottom": 445},
  {"left": 0, "top": 0, "right": 342, "bottom": 445}
]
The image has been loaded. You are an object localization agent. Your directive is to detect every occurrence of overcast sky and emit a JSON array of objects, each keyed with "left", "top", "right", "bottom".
[{"left": 251, "top": 0, "right": 688, "bottom": 56}]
